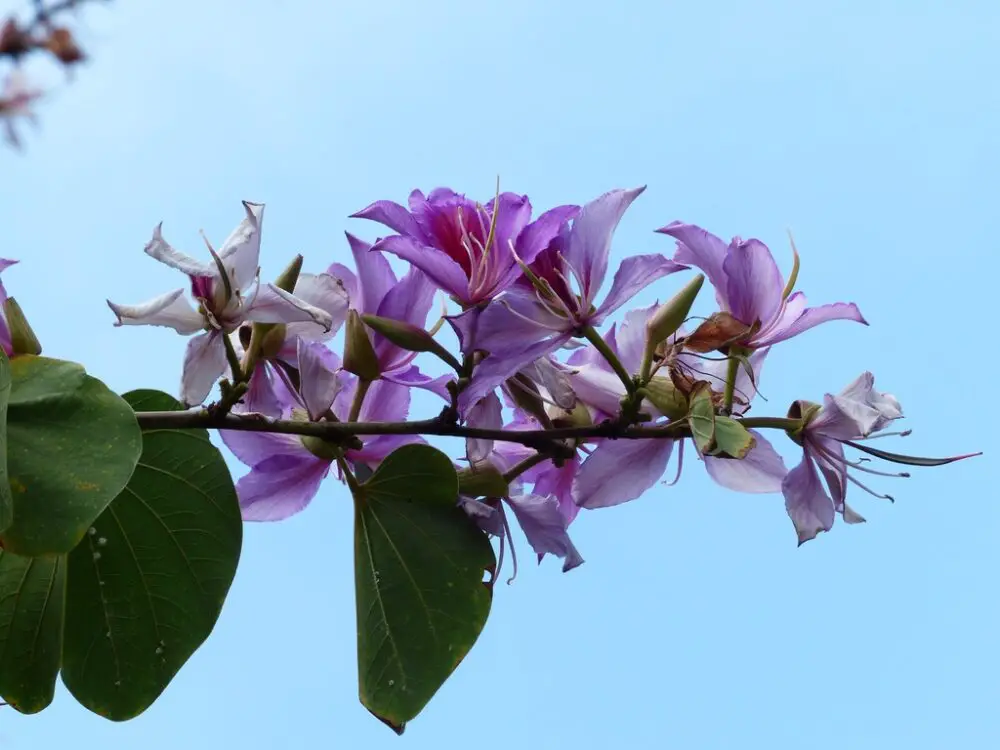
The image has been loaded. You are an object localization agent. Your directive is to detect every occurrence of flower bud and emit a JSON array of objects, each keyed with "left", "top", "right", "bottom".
[
  {"left": 273, "top": 254, "right": 303, "bottom": 293},
  {"left": 259, "top": 323, "right": 287, "bottom": 359},
  {"left": 361, "top": 314, "right": 461, "bottom": 371},
  {"left": 457, "top": 464, "right": 510, "bottom": 499},
  {"left": 638, "top": 376, "right": 688, "bottom": 419},
  {"left": 646, "top": 274, "right": 704, "bottom": 348},
  {"left": 3, "top": 298, "right": 41, "bottom": 355},
  {"left": 343, "top": 310, "right": 381, "bottom": 381}
]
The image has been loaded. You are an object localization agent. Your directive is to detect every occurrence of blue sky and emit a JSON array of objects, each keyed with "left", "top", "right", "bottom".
[{"left": 2, "top": 0, "right": 997, "bottom": 747}]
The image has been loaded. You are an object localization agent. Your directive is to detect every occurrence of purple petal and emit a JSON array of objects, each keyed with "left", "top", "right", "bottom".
[
  {"left": 297, "top": 340, "right": 342, "bottom": 420},
  {"left": 811, "top": 371, "right": 902, "bottom": 439},
  {"left": 243, "top": 283, "right": 334, "bottom": 329},
  {"left": 350, "top": 433, "right": 424, "bottom": 467},
  {"left": 372, "top": 234, "right": 469, "bottom": 301},
  {"left": 326, "top": 262, "right": 358, "bottom": 306},
  {"left": 474, "top": 293, "right": 568, "bottom": 354},
  {"left": 107, "top": 288, "right": 205, "bottom": 334},
  {"left": 525, "top": 356, "right": 577, "bottom": 410},
  {"left": 564, "top": 186, "right": 646, "bottom": 307},
  {"left": 811, "top": 436, "right": 848, "bottom": 510},
  {"left": 458, "top": 334, "right": 569, "bottom": 417},
  {"left": 446, "top": 307, "right": 482, "bottom": 354},
  {"left": 180, "top": 331, "right": 228, "bottom": 406},
  {"left": 466, "top": 391, "right": 503, "bottom": 466},
  {"left": 218, "top": 201, "right": 265, "bottom": 293},
  {"left": 373, "top": 267, "right": 437, "bottom": 367},
  {"left": 236, "top": 364, "right": 291, "bottom": 418},
  {"left": 236, "top": 452, "right": 331, "bottom": 521},
  {"left": 350, "top": 199, "right": 424, "bottom": 239},
  {"left": 593, "top": 254, "right": 687, "bottom": 324},
  {"left": 721, "top": 238, "right": 784, "bottom": 327},
  {"left": 382, "top": 364, "right": 452, "bottom": 401},
  {"left": 754, "top": 296, "right": 867, "bottom": 348},
  {"left": 505, "top": 493, "right": 584, "bottom": 572},
  {"left": 572, "top": 438, "right": 674, "bottom": 509},
  {"left": 611, "top": 303, "right": 658, "bottom": 374},
  {"left": 459, "top": 497, "right": 504, "bottom": 537},
  {"left": 655, "top": 222, "right": 730, "bottom": 308},
  {"left": 703, "top": 430, "right": 787, "bottom": 492},
  {"left": 781, "top": 450, "right": 835, "bottom": 545},
  {"left": 221, "top": 427, "right": 306, "bottom": 467},
  {"left": 357, "top": 378, "right": 410, "bottom": 423},
  {"left": 513, "top": 205, "right": 580, "bottom": 266},
  {"left": 533, "top": 457, "right": 581, "bottom": 526},
  {"left": 344, "top": 233, "right": 397, "bottom": 314},
  {"left": 566, "top": 363, "right": 627, "bottom": 416}
]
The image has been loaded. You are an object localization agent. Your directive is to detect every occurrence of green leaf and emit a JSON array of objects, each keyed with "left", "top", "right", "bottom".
[
  {"left": 687, "top": 382, "right": 716, "bottom": 455},
  {"left": 711, "top": 417, "right": 756, "bottom": 459},
  {"left": 353, "top": 444, "right": 495, "bottom": 732},
  {"left": 2, "top": 356, "right": 142, "bottom": 556},
  {"left": 60, "top": 389, "right": 242, "bottom": 721},
  {"left": 0, "top": 550, "right": 66, "bottom": 713},
  {"left": 0, "top": 349, "right": 12, "bottom": 534}
]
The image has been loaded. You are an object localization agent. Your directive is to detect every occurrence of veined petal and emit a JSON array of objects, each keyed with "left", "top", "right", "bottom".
[
  {"left": 703, "top": 430, "right": 787, "bottom": 492},
  {"left": 382, "top": 365, "right": 453, "bottom": 401},
  {"left": 781, "top": 450, "right": 835, "bottom": 545},
  {"left": 505, "top": 493, "right": 584, "bottom": 572},
  {"left": 573, "top": 438, "right": 674, "bottom": 509},
  {"left": 237, "top": 453, "right": 331, "bottom": 521},
  {"left": 297, "top": 339, "right": 342, "bottom": 420},
  {"left": 567, "top": 363, "right": 627, "bottom": 416},
  {"left": 474, "top": 292, "right": 568, "bottom": 354},
  {"left": 344, "top": 233, "right": 396, "bottom": 314},
  {"left": 358, "top": 378, "right": 410, "bottom": 423},
  {"left": 180, "top": 331, "right": 228, "bottom": 406},
  {"left": 613, "top": 303, "right": 658, "bottom": 374},
  {"left": 373, "top": 234, "right": 470, "bottom": 301},
  {"left": 446, "top": 307, "right": 482, "bottom": 354},
  {"left": 144, "top": 224, "right": 215, "bottom": 277},
  {"left": 565, "top": 186, "right": 646, "bottom": 306},
  {"left": 350, "top": 433, "right": 425, "bottom": 467},
  {"left": 722, "top": 238, "right": 784, "bottom": 327},
  {"left": 374, "top": 267, "right": 436, "bottom": 367},
  {"left": 221, "top": 426, "right": 306, "bottom": 467},
  {"left": 754, "top": 299, "right": 867, "bottom": 348},
  {"left": 527, "top": 356, "right": 577, "bottom": 411},
  {"left": 533, "top": 457, "right": 581, "bottom": 526},
  {"left": 244, "top": 283, "right": 334, "bottom": 329},
  {"left": 512, "top": 204, "right": 580, "bottom": 269},
  {"left": 350, "top": 198, "right": 424, "bottom": 239},
  {"left": 466, "top": 391, "right": 503, "bottom": 466},
  {"left": 326, "top": 262, "right": 358, "bottom": 307},
  {"left": 235, "top": 364, "right": 292, "bottom": 418},
  {"left": 107, "top": 288, "right": 205, "bottom": 334},
  {"left": 282, "top": 273, "right": 350, "bottom": 346},
  {"left": 815, "top": 371, "right": 903, "bottom": 439},
  {"left": 812, "top": 436, "right": 848, "bottom": 509},
  {"left": 656, "top": 222, "right": 730, "bottom": 308},
  {"left": 218, "top": 201, "right": 264, "bottom": 293},
  {"left": 459, "top": 497, "right": 504, "bottom": 537},
  {"left": 592, "top": 254, "right": 687, "bottom": 324}
]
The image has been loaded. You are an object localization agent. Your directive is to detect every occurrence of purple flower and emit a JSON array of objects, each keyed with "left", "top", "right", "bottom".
[
  {"left": 569, "top": 304, "right": 787, "bottom": 509},
  {"left": 352, "top": 187, "right": 578, "bottom": 308},
  {"left": 657, "top": 222, "right": 866, "bottom": 349},
  {"left": 327, "top": 233, "right": 451, "bottom": 400},
  {"left": 222, "top": 340, "right": 419, "bottom": 521},
  {"left": 108, "top": 202, "right": 338, "bottom": 406},
  {"left": 458, "top": 187, "right": 687, "bottom": 414},
  {"left": 0, "top": 257, "right": 19, "bottom": 356}
]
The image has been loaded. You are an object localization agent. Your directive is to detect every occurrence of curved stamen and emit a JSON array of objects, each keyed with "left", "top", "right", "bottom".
[
  {"left": 662, "top": 439, "right": 684, "bottom": 486},
  {"left": 845, "top": 473, "right": 895, "bottom": 502},
  {"left": 855, "top": 429, "right": 912, "bottom": 441},
  {"left": 500, "top": 298, "right": 568, "bottom": 334},
  {"left": 499, "top": 503, "right": 519, "bottom": 585}
]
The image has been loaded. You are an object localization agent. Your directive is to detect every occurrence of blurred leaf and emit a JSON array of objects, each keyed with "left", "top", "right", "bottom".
[
  {"left": 0, "top": 349, "right": 12, "bottom": 533},
  {"left": 0, "top": 550, "right": 65, "bottom": 713},
  {"left": 60, "top": 389, "right": 242, "bottom": 721},
  {"left": 1, "top": 356, "right": 141, "bottom": 555},
  {"left": 353, "top": 444, "right": 494, "bottom": 732},
  {"left": 687, "top": 382, "right": 716, "bottom": 455}
]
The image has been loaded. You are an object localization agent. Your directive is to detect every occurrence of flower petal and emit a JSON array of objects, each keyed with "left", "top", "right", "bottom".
[
  {"left": 513, "top": 205, "right": 580, "bottom": 267},
  {"left": 372, "top": 234, "right": 469, "bottom": 301},
  {"left": 703, "top": 430, "right": 787, "bottom": 492},
  {"left": 373, "top": 268, "right": 436, "bottom": 367},
  {"left": 573, "top": 438, "right": 674, "bottom": 509},
  {"left": 358, "top": 378, "right": 410, "bottom": 423},
  {"left": 474, "top": 292, "right": 568, "bottom": 354},
  {"left": 281, "top": 273, "right": 349, "bottom": 348},
  {"left": 235, "top": 364, "right": 293, "bottom": 418},
  {"left": 458, "top": 334, "right": 569, "bottom": 417},
  {"left": 218, "top": 201, "right": 264, "bottom": 293},
  {"left": 466, "top": 391, "right": 503, "bottom": 466},
  {"left": 722, "top": 238, "right": 784, "bottom": 327},
  {"left": 107, "top": 288, "right": 205, "bottom": 334},
  {"left": 781, "top": 450, "right": 835, "bottom": 545},
  {"left": 144, "top": 224, "right": 215, "bottom": 277},
  {"left": 350, "top": 433, "right": 425, "bottom": 467},
  {"left": 505, "top": 493, "right": 584, "bottom": 572},
  {"left": 236, "top": 452, "right": 331, "bottom": 521},
  {"left": 351, "top": 199, "right": 424, "bottom": 239},
  {"left": 343, "top": 233, "right": 397, "bottom": 314},
  {"left": 754, "top": 298, "right": 867, "bottom": 347},
  {"left": 567, "top": 363, "right": 627, "bottom": 416},
  {"left": 593, "top": 254, "right": 687, "bottom": 324},
  {"left": 459, "top": 497, "right": 504, "bottom": 537},
  {"left": 382, "top": 365, "right": 452, "bottom": 401},
  {"left": 221, "top": 426, "right": 305, "bottom": 467},
  {"left": 656, "top": 222, "right": 731, "bottom": 304},
  {"left": 565, "top": 186, "right": 646, "bottom": 306},
  {"left": 180, "top": 331, "right": 228, "bottom": 406},
  {"left": 533, "top": 456, "right": 581, "bottom": 526},
  {"left": 297, "top": 339, "right": 343, "bottom": 420},
  {"left": 526, "top": 356, "right": 577, "bottom": 411},
  {"left": 244, "top": 283, "right": 334, "bottom": 329},
  {"left": 611, "top": 302, "right": 657, "bottom": 374},
  {"left": 813, "top": 371, "right": 903, "bottom": 439}
]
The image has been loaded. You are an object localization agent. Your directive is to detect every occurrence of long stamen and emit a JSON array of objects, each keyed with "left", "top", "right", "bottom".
[
  {"left": 499, "top": 503, "right": 519, "bottom": 585},
  {"left": 662, "top": 439, "right": 684, "bottom": 486},
  {"left": 854, "top": 429, "right": 913, "bottom": 441},
  {"left": 499, "top": 298, "right": 567, "bottom": 333},
  {"left": 845, "top": 473, "right": 895, "bottom": 503}
]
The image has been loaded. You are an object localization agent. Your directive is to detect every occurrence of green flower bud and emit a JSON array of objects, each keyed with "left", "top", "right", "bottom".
[
  {"left": 646, "top": 274, "right": 704, "bottom": 348},
  {"left": 273, "top": 254, "right": 304, "bottom": 293},
  {"left": 3, "top": 298, "right": 41, "bottom": 355},
  {"left": 343, "top": 310, "right": 381, "bottom": 381},
  {"left": 362, "top": 314, "right": 461, "bottom": 371}
]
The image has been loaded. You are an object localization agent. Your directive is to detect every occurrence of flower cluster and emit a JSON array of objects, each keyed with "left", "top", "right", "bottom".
[{"left": 108, "top": 187, "right": 978, "bottom": 568}]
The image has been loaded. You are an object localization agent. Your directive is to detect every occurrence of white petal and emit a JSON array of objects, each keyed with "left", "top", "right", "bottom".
[
  {"left": 283, "top": 273, "right": 350, "bottom": 343},
  {"left": 219, "top": 201, "right": 265, "bottom": 293},
  {"left": 180, "top": 331, "right": 228, "bottom": 406},
  {"left": 107, "top": 289, "right": 205, "bottom": 334},
  {"left": 144, "top": 224, "right": 215, "bottom": 277},
  {"left": 243, "top": 283, "right": 334, "bottom": 329}
]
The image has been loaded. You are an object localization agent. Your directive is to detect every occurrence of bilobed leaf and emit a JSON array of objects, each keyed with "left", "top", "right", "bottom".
[
  {"left": 1, "top": 355, "right": 142, "bottom": 556},
  {"left": 60, "top": 389, "right": 242, "bottom": 721},
  {"left": 711, "top": 417, "right": 756, "bottom": 459},
  {"left": 353, "top": 444, "right": 495, "bottom": 732},
  {"left": 0, "top": 550, "right": 66, "bottom": 713},
  {"left": 0, "top": 349, "right": 12, "bottom": 533},
  {"left": 688, "top": 382, "right": 716, "bottom": 455}
]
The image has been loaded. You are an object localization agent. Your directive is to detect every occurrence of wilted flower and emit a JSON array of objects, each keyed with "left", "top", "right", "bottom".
[
  {"left": 0, "top": 71, "right": 42, "bottom": 149},
  {"left": 107, "top": 202, "right": 337, "bottom": 405}
]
